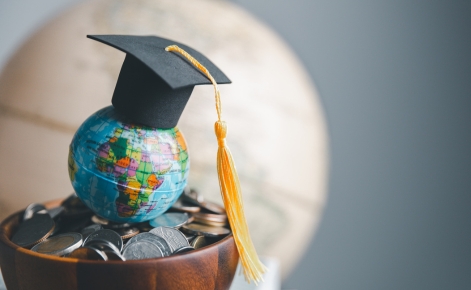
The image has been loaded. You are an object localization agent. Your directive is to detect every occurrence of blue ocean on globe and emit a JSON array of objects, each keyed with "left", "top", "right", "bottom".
[{"left": 68, "top": 106, "right": 189, "bottom": 223}]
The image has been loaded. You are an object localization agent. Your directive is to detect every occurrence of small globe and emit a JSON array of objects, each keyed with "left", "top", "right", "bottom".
[{"left": 68, "top": 106, "right": 189, "bottom": 222}]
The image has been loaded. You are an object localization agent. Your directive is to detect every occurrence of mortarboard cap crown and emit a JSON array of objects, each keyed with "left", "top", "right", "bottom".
[{"left": 87, "top": 35, "right": 231, "bottom": 128}]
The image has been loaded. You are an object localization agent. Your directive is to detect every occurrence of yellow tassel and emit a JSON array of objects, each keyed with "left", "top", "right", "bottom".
[{"left": 166, "top": 45, "right": 267, "bottom": 283}]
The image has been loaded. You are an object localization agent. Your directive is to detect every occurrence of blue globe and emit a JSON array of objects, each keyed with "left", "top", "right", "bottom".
[{"left": 68, "top": 106, "right": 189, "bottom": 222}]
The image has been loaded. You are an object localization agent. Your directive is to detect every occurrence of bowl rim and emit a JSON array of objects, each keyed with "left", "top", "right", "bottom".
[{"left": 0, "top": 199, "right": 234, "bottom": 265}]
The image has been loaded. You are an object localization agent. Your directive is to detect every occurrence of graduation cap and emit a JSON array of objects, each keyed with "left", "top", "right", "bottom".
[{"left": 87, "top": 35, "right": 231, "bottom": 128}]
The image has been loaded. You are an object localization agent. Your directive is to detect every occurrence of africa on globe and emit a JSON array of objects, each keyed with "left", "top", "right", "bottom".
[{"left": 68, "top": 106, "right": 189, "bottom": 223}]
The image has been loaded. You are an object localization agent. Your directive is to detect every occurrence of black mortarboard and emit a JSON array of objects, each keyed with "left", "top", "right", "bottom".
[{"left": 87, "top": 35, "right": 231, "bottom": 128}]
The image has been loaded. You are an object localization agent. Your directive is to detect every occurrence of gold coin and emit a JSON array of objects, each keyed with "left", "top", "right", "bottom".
[
  {"left": 114, "top": 227, "right": 140, "bottom": 240},
  {"left": 192, "top": 218, "right": 227, "bottom": 227},
  {"left": 190, "top": 236, "right": 207, "bottom": 249},
  {"left": 200, "top": 201, "right": 226, "bottom": 215},
  {"left": 192, "top": 213, "right": 227, "bottom": 226},
  {"left": 171, "top": 199, "right": 201, "bottom": 213},
  {"left": 181, "top": 223, "right": 230, "bottom": 237}
]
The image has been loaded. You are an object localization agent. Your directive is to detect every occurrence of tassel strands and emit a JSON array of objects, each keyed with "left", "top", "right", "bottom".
[{"left": 165, "top": 45, "right": 267, "bottom": 283}]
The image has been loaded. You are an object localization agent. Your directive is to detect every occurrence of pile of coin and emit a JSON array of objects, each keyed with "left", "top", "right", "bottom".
[{"left": 10, "top": 188, "right": 231, "bottom": 261}]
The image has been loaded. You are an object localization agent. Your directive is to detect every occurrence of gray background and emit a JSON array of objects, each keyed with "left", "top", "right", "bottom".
[{"left": 1, "top": 1, "right": 471, "bottom": 289}]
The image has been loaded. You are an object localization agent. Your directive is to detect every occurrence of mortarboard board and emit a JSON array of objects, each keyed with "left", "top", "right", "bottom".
[{"left": 87, "top": 35, "right": 231, "bottom": 129}]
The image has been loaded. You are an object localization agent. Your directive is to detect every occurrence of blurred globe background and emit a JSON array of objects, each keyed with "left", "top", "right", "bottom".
[
  {"left": 1, "top": 1, "right": 471, "bottom": 290},
  {"left": 0, "top": 0, "right": 328, "bottom": 285}
]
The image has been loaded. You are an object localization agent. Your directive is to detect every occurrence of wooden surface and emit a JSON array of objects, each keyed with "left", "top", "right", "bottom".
[{"left": 0, "top": 200, "right": 239, "bottom": 290}]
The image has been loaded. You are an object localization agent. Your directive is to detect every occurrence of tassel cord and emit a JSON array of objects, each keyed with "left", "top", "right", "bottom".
[{"left": 166, "top": 45, "right": 267, "bottom": 283}]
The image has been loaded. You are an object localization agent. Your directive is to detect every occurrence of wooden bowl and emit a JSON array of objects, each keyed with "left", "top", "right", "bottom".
[{"left": 0, "top": 200, "right": 239, "bottom": 290}]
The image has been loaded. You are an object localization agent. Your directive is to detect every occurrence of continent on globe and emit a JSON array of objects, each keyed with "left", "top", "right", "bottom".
[{"left": 69, "top": 106, "right": 190, "bottom": 222}]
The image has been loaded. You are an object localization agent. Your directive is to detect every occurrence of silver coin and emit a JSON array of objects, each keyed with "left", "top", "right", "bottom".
[
  {"left": 149, "top": 213, "right": 191, "bottom": 228},
  {"left": 149, "top": 226, "right": 190, "bottom": 252},
  {"left": 181, "top": 223, "right": 231, "bottom": 238},
  {"left": 181, "top": 187, "right": 204, "bottom": 204},
  {"left": 173, "top": 246, "right": 195, "bottom": 255},
  {"left": 12, "top": 213, "right": 55, "bottom": 248},
  {"left": 84, "top": 238, "right": 121, "bottom": 255},
  {"left": 83, "top": 229, "right": 123, "bottom": 252},
  {"left": 180, "top": 189, "right": 225, "bottom": 214},
  {"left": 104, "top": 250, "right": 126, "bottom": 261},
  {"left": 188, "top": 187, "right": 205, "bottom": 203},
  {"left": 105, "top": 222, "right": 137, "bottom": 229},
  {"left": 50, "top": 216, "right": 89, "bottom": 237},
  {"left": 81, "top": 224, "right": 103, "bottom": 240},
  {"left": 61, "top": 194, "right": 91, "bottom": 219},
  {"left": 91, "top": 215, "right": 109, "bottom": 225},
  {"left": 46, "top": 206, "right": 65, "bottom": 219},
  {"left": 125, "top": 233, "right": 172, "bottom": 257},
  {"left": 114, "top": 227, "right": 140, "bottom": 240},
  {"left": 31, "top": 233, "right": 82, "bottom": 256},
  {"left": 123, "top": 241, "right": 163, "bottom": 260},
  {"left": 68, "top": 246, "right": 108, "bottom": 261},
  {"left": 183, "top": 232, "right": 196, "bottom": 243},
  {"left": 23, "top": 203, "right": 46, "bottom": 220}
]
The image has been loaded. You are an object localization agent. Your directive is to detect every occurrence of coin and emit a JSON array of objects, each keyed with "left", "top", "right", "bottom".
[
  {"left": 84, "top": 229, "right": 123, "bottom": 252},
  {"left": 149, "top": 213, "right": 192, "bottom": 228},
  {"left": 104, "top": 250, "right": 126, "bottom": 261},
  {"left": 196, "top": 220, "right": 227, "bottom": 227},
  {"left": 62, "top": 207, "right": 93, "bottom": 219},
  {"left": 61, "top": 193, "right": 86, "bottom": 208},
  {"left": 149, "top": 227, "right": 190, "bottom": 253},
  {"left": 91, "top": 215, "right": 109, "bottom": 226},
  {"left": 183, "top": 232, "right": 196, "bottom": 243},
  {"left": 81, "top": 224, "right": 103, "bottom": 240},
  {"left": 192, "top": 212, "right": 227, "bottom": 222},
  {"left": 122, "top": 241, "right": 163, "bottom": 260},
  {"left": 181, "top": 224, "right": 231, "bottom": 238},
  {"left": 47, "top": 206, "right": 65, "bottom": 219},
  {"left": 190, "top": 236, "right": 207, "bottom": 249},
  {"left": 11, "top": 213, "right": 55, "bottom": 248},
  {"left": 104, "top": 221, "right": 137, "bottom": 229},
  {"left": 61, "top": 194, "right": 92, "bottom": 219},
  {"left": 191, "top": 212, "right": 228, "bottom": 227},
  {"left": 31, "top": 233, "right": 82, "bottom": 256},
  {"left": 181, "top": 188, "right": 204, "bottom": 205},
  {"left": 68, "top": 246, "right": 108, "bottom": 261},
  {"left": 199, "top": 201, "right": 226, "bottom": 215},
  {"left": 84, "top": 238, "right": 121, "bottom": 255},
  {"left": 173, "top": 246, "right": 194, "bottom": 255},
  {"left": 52, "top": 216, "right": 89, "bottom": 237},
  {"left": 170, "top": 199, "right": 201, "bottom": 213},
  {"left": 188, "top": 188, "right": 205, "bottom": 203},
  {"left": 181, "top": 189, "right": 225, "bottom": 215},
  {"left": 137, "top": 222, "right": 153, "bottom": 233},
  {"left": 23, "top": 203, "right": 47, "bottom": 221},
  {"left": 125, "top": 233, "right": 172, "bottom": 257},
  {"left": 114, "top": 227, "right": 139, "bottom": 240}
]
